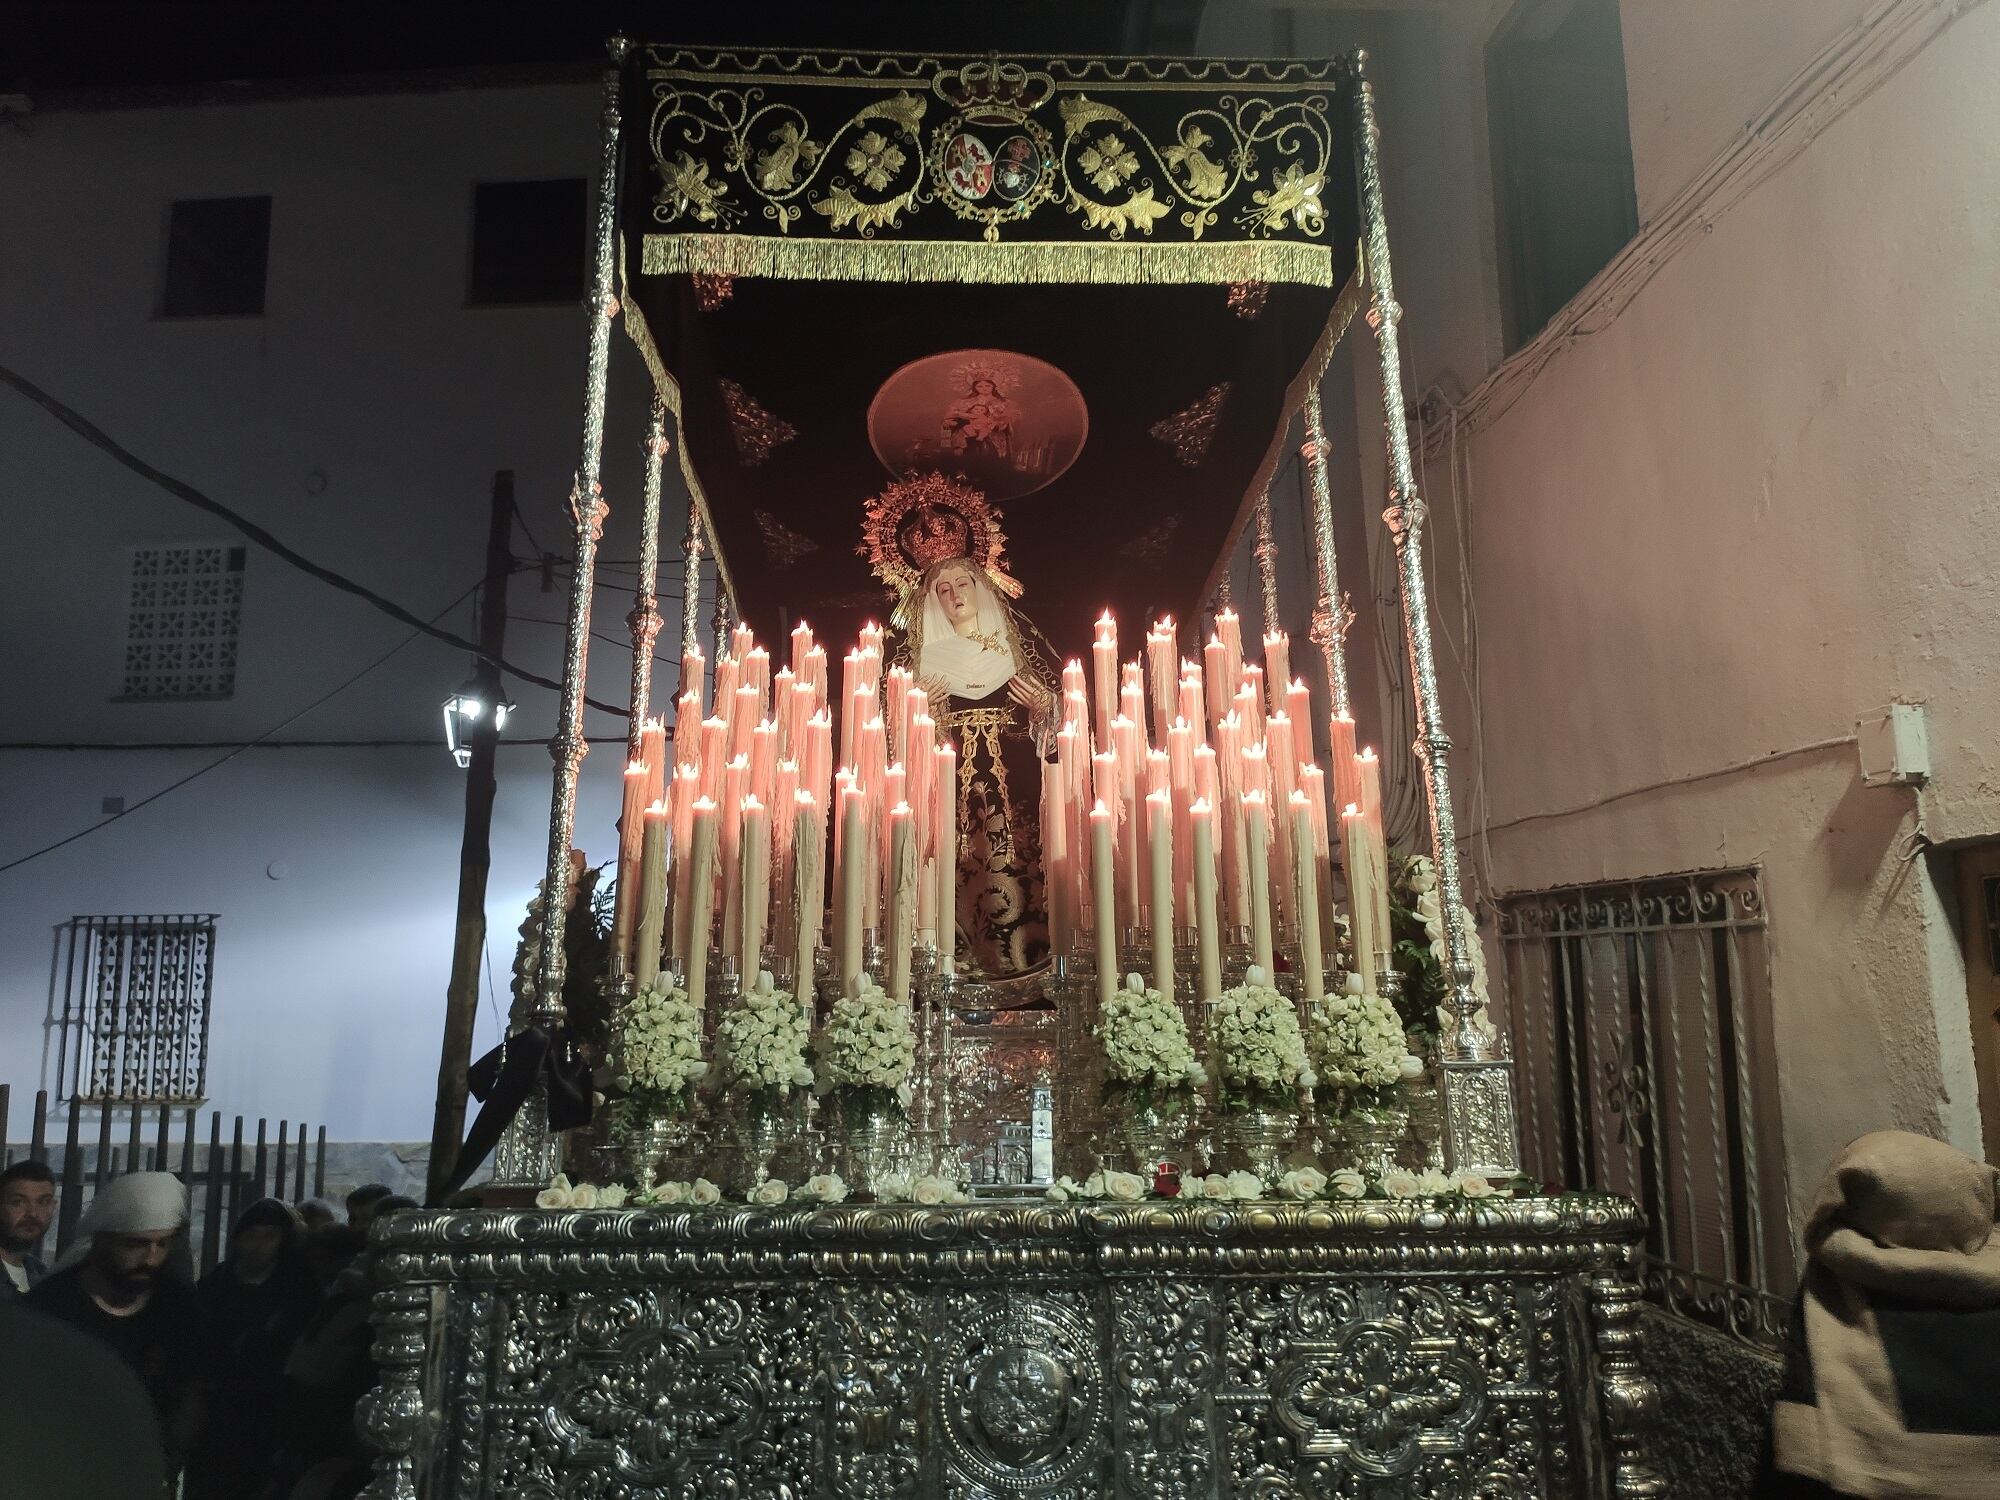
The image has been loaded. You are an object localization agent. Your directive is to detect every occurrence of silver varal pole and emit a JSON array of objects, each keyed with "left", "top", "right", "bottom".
[
  {"left": 1302, "top": 386, "right": 1353, "bottom": 720},
  {"left": 1350, "top": 58, "right": 1520, "bottom": 1178},
  {"left": 627, "top": 396, "right": 669, "bottom": 756},
  {"left": 494, "top": 37, "right": 630, "bottom": 1189},
  {"left": 1253, "top": 489, "right": 1281, "bottom": 637}
]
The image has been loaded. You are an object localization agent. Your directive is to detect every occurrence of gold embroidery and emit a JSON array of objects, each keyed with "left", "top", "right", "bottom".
[
  {"left": 753, "top": 509, "right": 819, "bottom": 566},
  {"left": 641, "top": 233, "right": 1335, "bottom": 286},
  {"left": 1149, "top": 382, "right": 1230, "bottom": 466}
]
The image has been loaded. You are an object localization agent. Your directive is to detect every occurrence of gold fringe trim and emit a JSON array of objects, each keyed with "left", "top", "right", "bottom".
[
  {"left": 641, "top": 233, "right": 1336, "bottom": 288},
  {"left": 1195, "top": 261, "right": 1365, "bottom": 609}
]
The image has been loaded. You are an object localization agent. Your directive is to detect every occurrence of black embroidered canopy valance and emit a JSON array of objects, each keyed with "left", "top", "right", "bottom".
[{"left": 620, "top": 47, "right": 1362, "bottom": 655}]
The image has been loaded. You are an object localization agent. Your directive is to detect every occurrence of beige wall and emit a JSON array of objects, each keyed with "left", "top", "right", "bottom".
[{"left": 1425, "top": 0, "right": 2000, "bottom": 1232}]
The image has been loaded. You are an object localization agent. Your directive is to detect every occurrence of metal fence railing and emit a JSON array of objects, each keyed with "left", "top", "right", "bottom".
[{"left": 1, "top": 1084, "right": 326, "bottom": 1274}]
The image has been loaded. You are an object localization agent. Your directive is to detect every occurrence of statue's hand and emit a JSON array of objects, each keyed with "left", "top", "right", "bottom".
[
  {"left": 916, "top": 673, "right": 950, "bottom": 707},
  {"left": 1007, "top": 675, "right": 1053, "bottom": 718}
]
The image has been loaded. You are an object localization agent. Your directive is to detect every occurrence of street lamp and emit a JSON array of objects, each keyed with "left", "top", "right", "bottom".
[{"left": 443, "top": 674, "right": 512, "bottom": 769}]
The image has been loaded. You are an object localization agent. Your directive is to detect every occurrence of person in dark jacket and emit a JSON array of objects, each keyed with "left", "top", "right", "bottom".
[
  {"left": 185, "top": 1197, "right": 321, "bottom": 1500},
  {"left": 0, "top": 1158, "right": 55, "bottom": 1299}
]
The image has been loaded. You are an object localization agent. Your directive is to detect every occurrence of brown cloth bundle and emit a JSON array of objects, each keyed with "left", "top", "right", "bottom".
[{"left": 1771, "top": 1131, "right": 2000, "bottom": 1499}]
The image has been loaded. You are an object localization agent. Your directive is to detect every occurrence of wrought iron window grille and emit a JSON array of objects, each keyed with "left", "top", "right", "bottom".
[
  {"left": 53, "top": 914, "right": 218, "bottom": 1105},
  {"left": 1497, "top": 869, "right": 1790, "bottom": 1348}
]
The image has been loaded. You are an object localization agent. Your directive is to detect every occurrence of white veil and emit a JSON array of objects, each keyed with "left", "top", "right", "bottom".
[{"left": 918, "top": 564, "right": 1018, "bottom": 700}]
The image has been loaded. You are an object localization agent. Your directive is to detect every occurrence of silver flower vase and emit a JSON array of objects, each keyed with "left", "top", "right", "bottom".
[
  {"left": 1344, "top": 1105, "right": 1410, "bottom": 1178},
  {"left": 1116, "top": 1094, "right": 1188, "bottom": 1177},
  {"left": 1220, "top": 1106, "right": 1296, "bottom": 1179},
  {"left": 841, "top": 1094, "right": 905, "bottom": 1198},
  {"left": 623, "top": 1113, "right": 694, "bottom": 1189},
  {"left": 733, "top": 1092, "right": 803, "bottom": 1187}
]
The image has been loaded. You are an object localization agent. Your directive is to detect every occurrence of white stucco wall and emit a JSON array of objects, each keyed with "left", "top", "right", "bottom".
[
  {"left": 1429, "top": 0, "right": 2000, "bottom": 1228},
  {"left": 0, "top": 82, "right": 702, "bottom": 1142}
]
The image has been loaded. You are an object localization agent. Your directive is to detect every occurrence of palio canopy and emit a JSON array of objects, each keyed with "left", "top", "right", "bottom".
[{"left": 620, "top": 46, "right": 1361, "bottom": 653}]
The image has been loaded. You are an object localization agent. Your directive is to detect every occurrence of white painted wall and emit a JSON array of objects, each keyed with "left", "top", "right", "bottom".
[{"left": 0, "top": 82, "right": 704, "bottom": 1141}]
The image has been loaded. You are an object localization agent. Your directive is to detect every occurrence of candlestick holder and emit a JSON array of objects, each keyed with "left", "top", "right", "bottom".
[{"left": 712, "top": 955, "right": 743, "bottom": 1011}]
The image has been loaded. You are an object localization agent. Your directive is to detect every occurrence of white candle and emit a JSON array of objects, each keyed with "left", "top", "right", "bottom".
[
  {"left": 1203, "top": 636, "right": 1230, "bottom": 736},
  {"left": 720, "top": 756, "right": 747, "bottom": 959},
  {"left": 1330, "top": 713, "right": 1360, "bottom": 813},
  {"left": 792, "top": 791, "right": 820, "bottom": 993},
  {"left": 633, "top": 799, "right": 668, "bottom": 988},
  {"left": 612, "top": 759, "right": 650, "bottom": 968},
  {"left": 1290, "top": 791, "right": 1324, "bottom": 999},
  {"left": 1357, "top": 748, "right": 1392, "bottom": 968},
  {"left": 1216, "top": 607, "right": 1243, "bottom": 700},
  {"left": 935, "top": 741, "right": 957, "bottom": 976},
  {"left": 685, "top": 798, "right": 719, "bottom": 1007},
  {"left": 1340, "top": 802, "right": 1377, "bottom": 991},
  {"left": 1092, "top": 613, "right": 1117, "bottom": 750},
  {"left": 1190, "top": 797, "right": 1221, "bottom": 1001},
  {"left": 838, "top": 784, "right": 867, "bottom": 994},
  {"left": 1090, "top": 800, "right": 1117, "bottom": 1006},
  {"left": 1244, "top": 790, "right": 1275, "bottom": 977},
  {"left": 1263, "top": 631, "right": 1291, "bottom": 716},
  {"left": 739, "top": 794, "right": 769, "bottom": 971},
  {"left": 1147, "top": 788, "right": 1174, "bottom": 1004},
  {"left": 790, "top": 620, "right": 813, "bottom": 679},
  {"left": 886, "top": 801, "right": 916, "bottom": 1002}
]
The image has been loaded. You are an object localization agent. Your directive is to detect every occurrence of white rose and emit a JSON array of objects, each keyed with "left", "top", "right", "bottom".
[
  {"left": 1413, "top": 1168, "right": 1456, "bottom": 1197},
  {"left": 1226, "top": 1170, "right": 1264, "bottom": 1201},
  {"left": 791, "top": 1064, "right": 815, "bottom": 1087},
  {"left": 596, "top": 1184, "right": 629, "bottom": 1208},
  {"left": 947, "top": 1186, "right": 971, "bottom": 1205},
  {"left": 1102, "top": 1170, "right": 1147, "bottom": 1202},
  {"left": 569, "top": 1183, "right": 599, "bottom": 1209},
  {"left": 1045, "top": 1181, "right": 1072, "bottom": 1203},
  {"left": 649, "top": 1180, "right": 688, "bottom": 1206},
  {"left": 1455, "top": 1172, "right": 1497, "bottom": 1199},
  {"left": 1199, "top": 1173, "right": 1235, "bottom": 1201},
  {"left": 689, "top": 1177, "right": 723, "bottom": 1206},
  {"left": 1080, "top": 1173, "right": 1107, "bottom": 1200},
  {"left": 896, "top": 1082, "right": 914, "bottom": 1110},
  {"left": 1343, "top": 971, "right": 1366, "bottom": 997},
  {"left": 750, "top": 1178, "right": 789, "bottom": 1206},
  {"left": 804, "top": 1173, "right": 848, "bottom": 1204},
  {"left": 1279, "top": 1166, "right": 1327, "bottom": 1201},
  {"left": 911, "top": 1176, "right": 950, "bottom": 1206},
  {"left": 534, "top": 1187, "right": 569, "bottom": 1210},
  {"left": 1185, "top": 1062, "right": 1209, "bottom": 1089},
  {"left": 1380, "top": 1170, "right": 1422, "bottom": 1199},
  {"left": 875, "top": 1172, "right": 912, "bottom": 1203},
  {"left": 547, "top": 1173, "right": 573, "bottom": 1194},
  {"left": 1398, "top": 1053, "right": 1426, "bottom": 1081},
  {"left": 1329, "top": 1169, "right": 1368, "bottom": 1200}
]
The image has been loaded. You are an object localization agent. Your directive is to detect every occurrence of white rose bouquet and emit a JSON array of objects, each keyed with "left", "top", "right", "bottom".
[
  {"left": 1097, "top": 974, "right": 1204, "bottom": 1116},
  {"left": 1207, "top": 966, "right": 1315, "bottom": 1112},
  {"left": 1307, "top": 975, "right": 1418, "bottom": 1112},
  {"left": 814, "top": 977, "right": 916, "bottom": 1111},
  {"left": 1389, "top": 853, "right": 1498, "bottom": 1049},
  {"left": 714, "top": 970, "right": 814, "bottom": 1114},
  {"left": 607, "top": 978, "right": 707, "bottom": 1133}
]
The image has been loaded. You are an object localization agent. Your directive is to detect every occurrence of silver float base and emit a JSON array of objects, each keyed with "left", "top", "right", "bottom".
[{"left": 360, "top": 1196, "right": 1662, "bottom": 1498}]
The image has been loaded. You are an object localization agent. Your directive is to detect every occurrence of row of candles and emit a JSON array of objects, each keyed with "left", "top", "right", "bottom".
[
  {"left": 608, "top": 618, "right": 959, "bottom": 1008},
  {"left": 1053, "top": 608, "right": 1394, "bottom": 1008},
  {"left": 607, "top": 606, "right": 1398, "bottom": 1013}
]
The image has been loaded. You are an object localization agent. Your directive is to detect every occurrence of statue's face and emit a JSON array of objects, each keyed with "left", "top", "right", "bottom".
[
  {"left": 973, "top": 379, "right": 997, "bottom": 396},
  {"left": 933, "top": 565, "right": 979, "bottom": 626}
]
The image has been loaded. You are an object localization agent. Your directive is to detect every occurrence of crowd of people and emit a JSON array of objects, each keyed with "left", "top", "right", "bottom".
[{"left": 0, "top": 1159, "right": 416, "bottom": 1500}]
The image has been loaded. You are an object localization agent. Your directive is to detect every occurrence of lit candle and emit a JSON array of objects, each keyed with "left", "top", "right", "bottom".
[
  {"left": 1243, "top": 789, "right": 1275, "bottom": 977},
  {"left": 713, "top": 655, "right": 740, "bottom": 722},
  {"left": 640, "top": 717, "right": 668, "bottom": 809},
  {"left": 698, "top": 716, "right": 728, "bottom": 802},
  {"left": 673, "top": 690, "right": 702, "bottom": 769},
  {"left": 1286, "top": 677, "right": 1312, "bottom": 737},
  {"left": 908, "top": 714, "right": 936, "bottom": 943},
  {"left": 790, "top": 620, "right": 813, "bottom": 679},
  {"left": 669, "top": 764, "right": 699, "bottom": 964},
  {"left": 935, "top": 740, "right": 957, "bottom": 976},
  {"left": 612, "top": 759, "right": 650, "bottom": 966},
  {"left": 1203, "top": 635, "right": 1230, "bottom": 736},
  {"left": 792, "top": 790, "right": 822, "bottom": 992},
  {"left": 685, "top": 797, "right": 719, "bottom": 1007},
  {"left": 1047, "top": 742, "right": 1072, "bottom": 956},
  {"left": 838, "top": 783, "right": 867, "bottom": 994},
  {"left": 680, "top": 644, "right": 706, "bottom": 713},
  {"left": 1266, "top": 712, "right": 1299, "bottom": 933},
  {"left": 1263, "top": 631, "right": 1291, "bottom": 716},
  {"left": 840, "top": 649, "right": 865, "bottom": 765},
  {"left": 771, "top": 758, "right": 799, "bottom": 952},
  {"left": 804, "top": 644, "right": 828, "bottom": 709},
  {"left": 1330, "top": 713, "right": 1360, "bottom": 813},
  {"left": 750, "top": 718, "right": 777, "bottom": 809},
  {"left": 1357, "top": 748, "right": 1392, "bottom": 968},
  {"left": 1147, "top": 788, "right": 1174, "bottom": 1005},
  {"left": 1092, "top": 613, "right": 1118, "bottom": 750},
  {"left": 633, "top": 799, "right": 669, "bottom": 987},
  {"left": 886, "top": 801, "right": 916, "bottom": 1002},
  {"left": 1146, "top": 620, "right": 1177, "bottom": 746},
  {"left": 772, "top": 668, "right": 796, "bottom": 759},
  {"left": 1239, "top": 668, "right": 1266, "bottom": 743},
  {"left": 1190, "top": 797, "right": 1221, "bottom": 1001},
  {"left": 1112, "top": 724, "right": 1141, "bottom": 929},
  {"left": 1290, "top": 791, "right": 1324, "bottom": 999},
  {"left": 720, "top": 756, "right": 748, "bottom": 960},
  {"left": 1090, "top": 799, "right": 1117, "bottom": 1007},
  {"left": 1340, "top": 802, "right": 1376, "bottom": 990},
  {"left": 739, "top": 794, "right": 769, "bottom": 969},
  {"left": 743, "top": 646, "right": 771, "bottom": 719},
  {"left": 1216, "top": 607, "right": 1243, "bottom": 698},
  {"left": 885, "top": 666, "right": 910, "bottom": 764}
]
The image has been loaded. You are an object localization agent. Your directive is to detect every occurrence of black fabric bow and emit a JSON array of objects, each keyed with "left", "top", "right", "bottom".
[{"left": 433, "top": 1024, "right": 593, "bottom": 1203}]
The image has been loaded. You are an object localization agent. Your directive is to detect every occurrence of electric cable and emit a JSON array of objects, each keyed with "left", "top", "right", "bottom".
[
  {"left": 1, "top": 579, "right": 484, "bottom": 875},
  {"left": 0, "top": 362, "right": 629, "bottom": 717}
]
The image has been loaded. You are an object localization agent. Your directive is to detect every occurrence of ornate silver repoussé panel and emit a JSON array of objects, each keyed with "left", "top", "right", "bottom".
[{"left": 360, "top": 1197, "right": 1661, "bottom": 1499}]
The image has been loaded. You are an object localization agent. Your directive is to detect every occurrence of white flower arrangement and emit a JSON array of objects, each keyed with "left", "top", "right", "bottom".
[
  {"left": 715, "top": 970, "right": 814, "bottom": 1103},
  {"left": 610, "top": 978, "right": 708, "bottom": 1107},
  {"left": 1207, "top": 967, "right": 1315, "bottom": 1111},
  {"left": 874, "top": 1171, "right": 971, "bottom": 1205},
  {"left": 1307, "top": 977, "right": 1421, "bottom": 1111},
  {"left": 815, "top": 977, "right": 916, "bottom": 1101},
  {"left": 1098, "top": 974, "right": 1205, "bottom": 1110},
  {"left": 1044, "top": 1170, "right": 1147, "bottom": 1203},
  {"left": 1043, "top": 1159, "right": 1516, "bottom": 1205},
  {"left": 800, "top": 1173, "right": 849, "bottom": 1205},
  {"left": 1404, "top": 856, "right": 1499, "bottom": 1045}
]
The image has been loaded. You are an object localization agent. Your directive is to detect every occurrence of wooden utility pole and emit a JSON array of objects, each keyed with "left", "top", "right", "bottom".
[{"left": 427, "top": 470, "right": 514, "bottom": 1202}]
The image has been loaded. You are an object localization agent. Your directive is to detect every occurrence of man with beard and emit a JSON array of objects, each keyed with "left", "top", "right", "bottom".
[
  {"left": 0, "top": 1158, "right": 56, "bottom": 1299},
  {"left": 28, "top": 1171, "right": 205, "bottom": 1473}
]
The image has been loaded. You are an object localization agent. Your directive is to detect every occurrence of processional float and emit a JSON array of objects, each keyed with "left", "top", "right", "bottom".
[{"left": 366, "top": 40, "right": 1662, "bottom": 1500}]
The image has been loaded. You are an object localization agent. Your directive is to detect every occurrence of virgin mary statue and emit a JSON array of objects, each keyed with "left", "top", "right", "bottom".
[{"left": 863, "top": 475, "right": 1059, "bottom": 995}]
